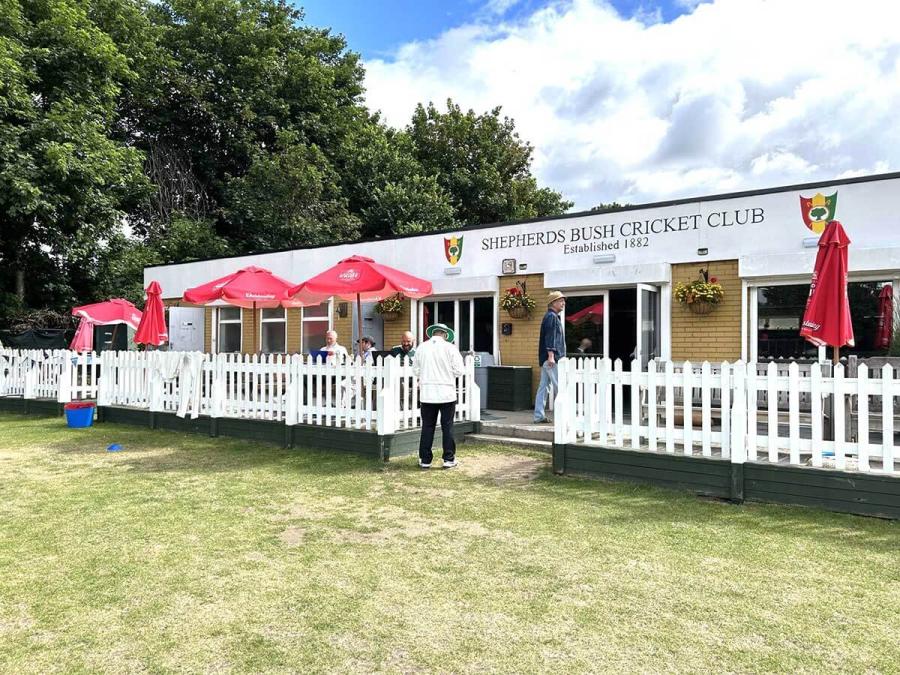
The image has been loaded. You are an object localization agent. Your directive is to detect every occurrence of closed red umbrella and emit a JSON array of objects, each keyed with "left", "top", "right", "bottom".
[
  {"left": 183, "top": 266, "right": 298, "bottom": 353},
  {"left": 69, "top": 318, "right": 94, "bottom": 352},
  {"left": 799, "top": 220, "right": 854, "bottom": 363},
  {"left": 288, "top": 255, "right": 432, "bottom": 356},
  {"left": 875, "top": 284, "right": 893, "bottom": 351},
  {"left": 135, "top": 281, "right": 168, "bottom": 347},
  {"left": 566, "top": 301, "right": 604, "bottom": 325}
]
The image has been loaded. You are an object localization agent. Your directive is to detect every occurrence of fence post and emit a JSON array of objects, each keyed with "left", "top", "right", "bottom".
[
  {"left": 57, "top": 352, "right": 73, "bottom": 403},
  {"left": 553, "top": 357, "right": 573, "bottom": 446},
  {"left": 729, "top": 360, "right": 747, "bottom": 502},
  {"left": 377, "top": 356, "right": 397, "bottom": 436},
  {"left": 466, "top": 355, "right": 481, "bottom": 423}
]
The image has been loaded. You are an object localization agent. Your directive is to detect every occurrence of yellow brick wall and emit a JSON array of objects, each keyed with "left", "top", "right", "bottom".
[
  {"left": 497, "top": 274, "right": 546, "bottom": 396},
  {"left": 383, "top": 298, "right": 413, "bottom": 350},
  {"left": 286, "top": 308, "right": 302, "bottom": 353},
  {"left": 671, "top": 260, "right": 741, "bottom": 362},
  {"left": 241, "top": 309, "right": 257, "bottom": 354},
  {"left": 204, "top": 308, "right": 213, "bottom": 352}
]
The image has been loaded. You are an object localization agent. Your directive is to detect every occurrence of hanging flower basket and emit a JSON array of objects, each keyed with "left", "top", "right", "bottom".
[
  {"left": 687, "top": 300, "right": 714, "bottom": 315},
  {"left": 507, "top": 306, "right": 530, "bottom": 320},
  {"left": 500, "top": 281, "right": 536, "bottom": 320},
  {"left": 674, "top": 269, "right": 724, "bottom": 317},
  {"left": 374, "top": 294, "right": 404, "bottom": 322}
]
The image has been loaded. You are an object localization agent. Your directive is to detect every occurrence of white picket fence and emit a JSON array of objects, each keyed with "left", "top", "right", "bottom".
[
  {"left": 554, "top": 357, "right": 898, "bottom": 475},
  {"left": 0, "top": 349, "right": 480, "bottom": 435}
]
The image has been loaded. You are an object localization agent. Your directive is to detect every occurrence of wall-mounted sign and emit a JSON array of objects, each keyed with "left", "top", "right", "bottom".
[{"left": 501, "top": 259, "right": 516, "bottom": 274}]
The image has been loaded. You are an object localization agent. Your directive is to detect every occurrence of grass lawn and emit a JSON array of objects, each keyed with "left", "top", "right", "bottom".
[{"left": 0, "top": 413, "right": 898, "bottom": 673}]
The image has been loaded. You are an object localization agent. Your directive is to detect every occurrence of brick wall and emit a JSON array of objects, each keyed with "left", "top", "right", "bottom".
[
  {"left": 241, "top": 309, "right": 257, "bottom": 354},
  {"left": 383, "top": 298, "right": 413, "bottom": 350},
  {"left": 286, "top": 308, "right": 302, "bottom": 352},
  {"left": 671, "top": 260, "right": 741, "bottom": 362},
  {"left": 496, "top": 274, "right": 547, "bottom": 396}
]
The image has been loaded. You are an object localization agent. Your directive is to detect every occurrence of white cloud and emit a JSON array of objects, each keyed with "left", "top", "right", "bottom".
[{"left": 363, "top": 0, "right": 900, "bottom": 212}]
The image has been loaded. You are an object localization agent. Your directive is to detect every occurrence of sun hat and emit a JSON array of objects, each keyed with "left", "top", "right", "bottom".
[
  {"left": 547, "top": 290, "right": 566, "bottom": 305},
  {"left": 356, "top": 335, "right": 376, "bottom": 346},
  {"left": 425, "top": 323, "right": 455, "bottom": 343}
]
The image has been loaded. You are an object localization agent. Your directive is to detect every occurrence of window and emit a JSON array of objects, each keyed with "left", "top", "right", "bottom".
[
  {"left": 564, "top": 295, "right": 605, "bottom": 357},
  {"left": 757, "top": 281, "right": 894, "bottom": 360},
  {"left": 302, "top": 301, "right": 331, "bottom": 352},
  {"left": 260, "top": 307, "right": 286, "bottom": 353},
  {"left": 218, "top": 307, "right": 242, "bottom": 352},
  {"left": 420, "top": 297, "right": 494, "bottom": 353}
]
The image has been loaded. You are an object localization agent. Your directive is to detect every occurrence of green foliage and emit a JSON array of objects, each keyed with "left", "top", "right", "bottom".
[
  {"left": 225, "top": 132, "right": 361, "bottom": 251},
  {"left": 408, "top": 100, "right": 573, "bottom": 226},
  {"left": 0, "top": 0, "right": 574, "bottom": 324}
]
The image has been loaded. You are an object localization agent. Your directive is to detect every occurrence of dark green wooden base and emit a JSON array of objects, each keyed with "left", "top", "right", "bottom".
[
  {"left": 95, "top": 405, "right": 476, "bottom": 461},
  {"left": 553, "top": 443, "right": 900, "bottom": 519},
  {"left": 0, "top": 396, "right": 64, "bottom": 417}
]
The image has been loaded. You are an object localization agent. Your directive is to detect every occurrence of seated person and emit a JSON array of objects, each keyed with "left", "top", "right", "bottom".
[
  {"left": 576, "top": 337, "right": 593, "bottom": 354},
  {"left": 356, "top": 335, "right": 376, "bottom": 361},
  {"left": 389, "top": 331, "right": 417, "bottom": 361},
  {"left": 321, "top": 330, "right": 349, "bottom": 360}
]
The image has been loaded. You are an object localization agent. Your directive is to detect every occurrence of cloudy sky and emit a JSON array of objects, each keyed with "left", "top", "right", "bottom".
[{"left": 301, "top": 0, "right": 900, "bottom": 211}]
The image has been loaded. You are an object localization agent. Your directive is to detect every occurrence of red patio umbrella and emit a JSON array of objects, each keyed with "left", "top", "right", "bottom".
[
  {"left": 72, "top": 298, "right": 143, "bottom": 329},
  {"left": 183, "top": 266, "right": 297, "bottom": 352},
  {"left": 799, "top": 220, "right": 854, "bottom": 363},
  {"left": 69, "top": 318, "right": 95, "bottom": 352},
  {"left": 566, "top": 301, "right": 604, "bottom": 325},
  {"left": 287, "top": 255, "right": 433, "bottom": 357},
  {"left": 135, "top": 281, "right": 168, "bottom": 347},
  {"left": 71, "top": 299, "right": 143, "bottom": 353},
  {"left": 875, "top": 284, "right": 893, "bottom": 351}
]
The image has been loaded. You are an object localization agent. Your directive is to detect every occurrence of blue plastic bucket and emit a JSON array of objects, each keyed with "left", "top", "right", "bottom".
[{"left": 64, "top": 402, "right": 95, "bottom": 428}]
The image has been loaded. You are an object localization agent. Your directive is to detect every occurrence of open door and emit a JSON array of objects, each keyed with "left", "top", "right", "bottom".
[{"left": 635, "top": 284, "right": 660, "bottom": 368}]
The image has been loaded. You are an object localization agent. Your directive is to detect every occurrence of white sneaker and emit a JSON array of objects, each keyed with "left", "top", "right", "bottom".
[
  {"left": 418, "top": 460, "right": 431, "bottom": 469},
  {"left": 442, "top": 459, "right": 458, "bottom": 469}
]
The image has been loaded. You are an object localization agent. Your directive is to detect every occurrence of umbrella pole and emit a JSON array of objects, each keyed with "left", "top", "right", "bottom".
[
  {"left": 356, "top": 294, "right": 363, "bottom": 359},
  {"left": 833, "top": 345, "right": 840, "bottom": 366}
]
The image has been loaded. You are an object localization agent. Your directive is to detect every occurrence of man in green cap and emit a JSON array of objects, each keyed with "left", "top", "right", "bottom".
[{"left": 413, "top": 323, "right": 465, "bottom": 469}]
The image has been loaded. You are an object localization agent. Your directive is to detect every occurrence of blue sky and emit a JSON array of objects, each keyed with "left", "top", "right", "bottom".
[
  {"left": 294, "top": 1, "right": 897, "bottom": 209},
  {"left": 296, "top": 0, "right": 699, "bottom": 59}
]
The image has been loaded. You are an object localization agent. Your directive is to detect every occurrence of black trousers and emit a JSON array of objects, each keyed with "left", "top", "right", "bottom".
[{"left": 418, "top": 401, "right": 456, "bottom": 463}]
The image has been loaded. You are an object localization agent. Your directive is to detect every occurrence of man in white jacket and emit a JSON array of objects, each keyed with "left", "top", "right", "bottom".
[{"left": 412, "top": 323, "right": 465, "bottom": 469}]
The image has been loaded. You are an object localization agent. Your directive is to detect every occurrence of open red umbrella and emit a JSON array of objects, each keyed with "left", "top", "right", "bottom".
[
  {"left": 799, "top": 220, "right": 854, "bottom": 363},
  {"left": 875, "top": 284, "right": 893, "bottom": 350},
  {"left": 288, "top": 255, "right": 432, "bottom": 357},
  {"left": 135, "top": 281, "right": 168, "bottom": 347},
  {"left": 73, "top": 298, "right": 143, "bottom": 329},
  {"left": 183, "top": 266, "right": 297, "bottom": 353},
  {"left": 71, "top": 299, "right": 142, "bottom": 353},
  {"left": 566, "top": 301, "right": 604, "bottom": 325}
]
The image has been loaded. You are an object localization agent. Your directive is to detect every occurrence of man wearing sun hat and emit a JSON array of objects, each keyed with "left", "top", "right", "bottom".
[
  {"left": 534, "top": 290, "right": 566, "bottom": 423},
  {"left": 412, "top": 323, "right": 465, "bottom": 469}
]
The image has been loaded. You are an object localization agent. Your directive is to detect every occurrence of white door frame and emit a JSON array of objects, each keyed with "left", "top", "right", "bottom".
[
  {"left": 560, "top": 289, "right": 610, "bottom": 359},
  {"left": 636, "top": 283, "right": 661, "bottom": 367}
]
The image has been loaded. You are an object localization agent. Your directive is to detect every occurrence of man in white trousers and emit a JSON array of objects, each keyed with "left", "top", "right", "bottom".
[{"left": 413, "top": 323, "right": 465, "bottom": 469}]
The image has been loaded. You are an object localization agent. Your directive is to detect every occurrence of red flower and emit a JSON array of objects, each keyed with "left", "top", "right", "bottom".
[{"left": 710, "top": 277, "right": 718, "bottom": 284}]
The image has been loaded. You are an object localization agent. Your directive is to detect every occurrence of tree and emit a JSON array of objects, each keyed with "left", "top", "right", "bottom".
[
  {"left": 407, "top": 100, "right": 572, "bottom": 227},
  {"left": 225, "top": 131, "right": 361, "bottom": 251},
  {"left": 0, "top": 0, "right": 149, "bottom": 310}
]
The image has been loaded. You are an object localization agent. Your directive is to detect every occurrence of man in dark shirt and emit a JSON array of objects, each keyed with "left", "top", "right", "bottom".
[
  {"left": 389, "top": 331, "right": 416, "bottom": 361},
  {"left": 534, "top": 290, "right": 566, "bottom": 423}
]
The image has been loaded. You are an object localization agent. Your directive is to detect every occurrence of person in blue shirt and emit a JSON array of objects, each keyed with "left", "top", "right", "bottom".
[{"left": 534, "top": 290, "right": 566, "bottom": 423}]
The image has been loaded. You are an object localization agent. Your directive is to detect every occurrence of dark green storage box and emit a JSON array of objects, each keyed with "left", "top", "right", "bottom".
[{"left": 487, "top": 366, "right": 533, "bottom": 410}]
